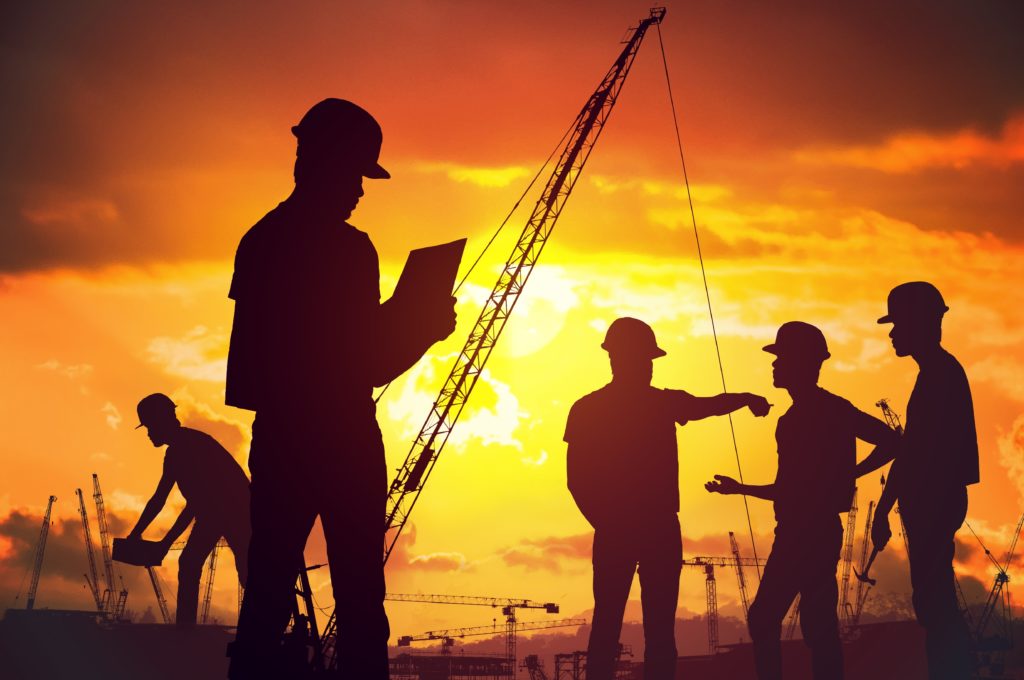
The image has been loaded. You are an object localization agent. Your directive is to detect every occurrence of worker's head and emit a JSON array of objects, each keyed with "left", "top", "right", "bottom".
[
  {"left": 763, "top": 321, "right": 830, "bottom": 390},
  {"left": 291, "top": 98, "right": 389, "bottom": 218},
  {"left": 602, "top": 317, "right": 666, "bottom": 386},
  {"left": 135, "top": 393, "right": 180, "bottom": 447},
  {"left": 878, "top": 281, "right": 947, "bottom": 358}
]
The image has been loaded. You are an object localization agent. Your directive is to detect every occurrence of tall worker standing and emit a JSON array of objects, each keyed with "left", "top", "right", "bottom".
[
  {"left": 564, "top": 317, "right": 771, "bottom": 680},
  {"left": 225, "top": 99, "right": 457, "bottom": 679}
]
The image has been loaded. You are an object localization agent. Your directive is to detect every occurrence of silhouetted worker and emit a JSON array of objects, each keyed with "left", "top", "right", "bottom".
[
  {"left": 565, "top": 317, "right": 771, "bottom": 680},
  {"left": 127, "top": 393, "right": 251, "bottom": 628},
  {"left": 706, "top": 322, "right": 899, "bottom": 680},
  {"left": 225, "top": 99, "right": 456, "bottom": 679},
  {"left": 859, "top": 282, "right": 978, "bottom": 679}
]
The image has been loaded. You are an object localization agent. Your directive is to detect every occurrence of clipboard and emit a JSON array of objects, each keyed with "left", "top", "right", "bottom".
[{"left": 393, "top": 238, "right": 467, "bottom": 305}]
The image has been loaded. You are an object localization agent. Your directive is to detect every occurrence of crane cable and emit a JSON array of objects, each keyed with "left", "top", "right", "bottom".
[{"left": 655, "top": 22, "right": 762, "bottom": 581}]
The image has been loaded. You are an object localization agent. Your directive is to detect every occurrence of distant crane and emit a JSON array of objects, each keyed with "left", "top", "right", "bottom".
[
  {"left": 146, "top": 566, "right": 173, "bottom": 624},
  {"left": 397, "top": 618, "right": 587, "bottom": 661},
  {"left": 24, "top": 495, "right": 56, "bottom": 610},
  {"left": 93, "top": 473, "right": 128, "bottom": 619},
  {"left": 975, "top": 512, "right": 1024, "bottom": 648},
  {"left": 522, "top": 655, "right": 549, "bottom": 680},
  {"left": 839, "top": 488, "right": 859, "bottom": 628},
  {"left": 849, "top": 499, "right": 876, "bottom": 629},
  {"left": 729, "top": 532, "right": 752, "bottom": 622},
  {"left": 200, "top": 540, "right": 222, "bottom": 624},
  {"left": 385, "top": 594, "right": 559, "bottom": 678},
  {"left": 75, "top": 488, "right": 104, "bottom": 612},
  {"left": 319, "top": 8, "right": 668, "bottom": 668},
  {"left": 682, "top": 554, "right": 766, "bottom": 654}
]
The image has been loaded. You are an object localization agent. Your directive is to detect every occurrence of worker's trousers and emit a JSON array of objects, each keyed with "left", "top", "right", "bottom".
[
  {"left": 901, "top": 486, "right": 973, "bottom": 680},
  {"left": 748, "top": 517, "right": 844, "bottom": 680},
  {"left": 177, "top": 519, "right": 250, "bottom": 627},
  {"left": 587, "top": 514, "right": 682, "bottom": 680},
  {"left": 229, "top": 412, "right": 390, "bottom": 680}
]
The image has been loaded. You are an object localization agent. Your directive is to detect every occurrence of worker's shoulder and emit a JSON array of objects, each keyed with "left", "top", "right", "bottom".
[
  {"left": 234, "top": 204, "right": 289, "bottom": 260},
  {"left": 175, "top": 427, "right": 230, "bottom": 455},
  {"left": 935, "top": 348, "right": 970, "bottom": 384}
]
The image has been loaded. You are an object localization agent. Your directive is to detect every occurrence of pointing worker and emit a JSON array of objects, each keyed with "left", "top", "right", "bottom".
[
  {"left": 126, "top": 393, "right": 251, "bottom": 628},
  {"left": 565, "top": 317, "right": 771, "bottom": 680},
  {"left": 707, "top": 321, "right": 899, "bottom": 680}
]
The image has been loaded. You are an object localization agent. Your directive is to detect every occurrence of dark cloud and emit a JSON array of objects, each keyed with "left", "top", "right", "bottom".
[{"left": 2, "top": 1, "right": 1022, "bottom": 272}]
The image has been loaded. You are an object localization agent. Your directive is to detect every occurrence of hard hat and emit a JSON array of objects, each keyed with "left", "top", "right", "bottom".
[
  {"left": 601, "top": 317, "right": 667, "bottom": 359},
  {"left": 877, "top": 281, "right": 948, "bottom": 324},
  {"left": 762, "top": 321, "right": 830, "bottom": 361},
  {"left": 292, "top": 98, "right": 390, "bottom": 179},
  {"left": 135, "top": 393, "right": 176, "bottom": 429}
]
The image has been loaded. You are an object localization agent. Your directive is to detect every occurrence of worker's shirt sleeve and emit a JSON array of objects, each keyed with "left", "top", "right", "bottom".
[{"left": 663, "top": 388, "right": 699, "bottom": 426}]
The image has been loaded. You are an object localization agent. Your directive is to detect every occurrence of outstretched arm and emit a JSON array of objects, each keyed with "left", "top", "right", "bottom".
[
  {"left": 371, "top": 296, "right": 457, "bottom": 386},
  {"left": 685, "top": 393, "right": 772, "bottom": 421},
  {"left": 705, "top": 474, "right": 776, "bottom": 501},
  {"left": 128, "top": 463, "right": 175, "bottom": 540}
]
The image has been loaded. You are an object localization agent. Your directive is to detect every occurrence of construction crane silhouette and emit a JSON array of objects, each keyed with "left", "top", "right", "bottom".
[
  {"left": 318, "top": 8, "right": 667, "bottom": 670},
  {"left": 384, "top": 593, "right": 558, "bottom": 676},
  {"left": 975, "top": 512, "right": 1024, "bottom": 648},
  {"left": 23, "top": 495, "right": 56, "bottom": 610},
  {"left": 848, "top": 499, "right": 875, "bottom": 630},
  {"left": 146, "top": 566, "right": 173, "bottom": 624},
  {"left": 93, "top": 473, "right": 128, "bottom": 619},
  {"left": 682, "top": 554, "right": 766, "bottom": 654},
  {"left": 162, "top": 537, "right": 230, "bottom": 625},
  {"left": 729, "top": 531, "right": 751, "bottom": 622},
  {"left": 75, "top": 488, "right": 104, "bottom": 612},
  {"left": 838, "top": 488, "right": 859, "bottom": 630},
  {"left": 521, "top": 655, "right": 549, "bottom": 680},
  {"left": 397, "top": 617, "right": 587, "bottom": 666}
]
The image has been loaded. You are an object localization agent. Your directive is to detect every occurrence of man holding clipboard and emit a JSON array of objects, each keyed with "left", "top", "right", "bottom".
[{"left": 225, "top": 98, "right": 462, "bottom": 679}]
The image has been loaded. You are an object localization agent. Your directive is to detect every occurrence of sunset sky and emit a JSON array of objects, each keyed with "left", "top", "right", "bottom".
[{"left": 3, "top": 0, "right": 1024, "bottom": 654}]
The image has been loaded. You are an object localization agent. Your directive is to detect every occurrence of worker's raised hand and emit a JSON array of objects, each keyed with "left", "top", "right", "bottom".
[
  {"left": 746, "top": 394, "right": 772, "bottom": 418},
  {"left": 871, "top": 512, "right": 892, "bottom": 552},
  {"left": 705, "top": 474, "right": 742, "bottom": 495}
]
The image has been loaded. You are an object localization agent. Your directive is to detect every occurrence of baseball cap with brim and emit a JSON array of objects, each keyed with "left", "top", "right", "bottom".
[
  {"left": 762, "top": 321, "right": 830, "bottom": 361},
  {"left": 877, "top": 281, "right": 948, "bottom": 324},
  {"left": 292, "top": 98, "right": 390, "bottom": 179},
  {"left": 135, "top": 393, "right": 176, "bottom": 429}
]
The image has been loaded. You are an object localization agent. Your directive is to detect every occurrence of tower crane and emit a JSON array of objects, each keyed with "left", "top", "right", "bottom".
[
  {"left": 24, "top": 495, "right": 56, "bottom": 610},
  {"left": 849, "top": 499, "right": 875, "bottom": 629},
  {"left": 75, "top": 488, "right": 104, "bottom": 612},
  {"left": 93, "top": 473, "right": 128, "bottom": 619},
  {"left": 682, "top": 554, "right": 766, "bottom": 654},
  {"left": 319, "top": 7, "right": 668, "bottom": 669},
  {"left": 839, "top": 488, "right": 859, "bottom": 628},
  {"left": 200, "top": 539, "right": 222, "bottom": 624}
]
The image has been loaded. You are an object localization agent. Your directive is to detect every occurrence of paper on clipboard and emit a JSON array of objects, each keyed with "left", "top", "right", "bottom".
[{"left": 393, "top": 238, "right": 467, "bottom": 306}]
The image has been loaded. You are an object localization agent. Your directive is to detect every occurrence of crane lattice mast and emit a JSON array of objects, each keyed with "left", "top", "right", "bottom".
[
  {"left": 147, "top": 566, "right": 173, "bottom": 624},
  {"left": 200, "top": 540, "right": 222, "bottom": 624},
  {"left": 839, "top": 488, "right": 859, "bottom": 628},
  {"left": 381, "top": 6, "right": 667, "bottom": 563},
  {"left": 975, "top": 511, "right": 1024, "bottom": 644},
  {"left": 93, "top": 473, "right": 128, "bottom": 618},
  {"left": 25, "top": 495, "right": 57, "bottom": 610},
  {"left": 851, "top": 499, "right": 875, "bottom": 628},
  {"left": 729, "top": 531, "right": 751, "bottom": 623},
  {"left": 680, "top": 555, "right": 766, "bottom": 654},
  {"left": 76, "top": 488, "right": 104, "bottom": 612}
]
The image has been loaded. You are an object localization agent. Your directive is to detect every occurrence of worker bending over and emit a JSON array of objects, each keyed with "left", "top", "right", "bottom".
[
  {"left": 127, "top": 392, "right": 251, "bottom": 627},
  {"left": 706, "top": 321, "right": 899, "bottom": 680},
  {"left": 565, "top": 317, "right": 771, "bottom": 680}
]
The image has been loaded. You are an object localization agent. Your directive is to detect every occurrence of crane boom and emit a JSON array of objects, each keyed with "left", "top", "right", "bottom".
[
  {"left": 384, "top": 593, "right": 557, "bottom": 611},
  {"left": 851, "top": 500, "right": 875, "bottom": 627},
  {"left": 25, "top": 495, "right": 57, "bottom": 610},
  {"left": 93, "top": 473, "right": 128, "bottom": 618},
  {"left": 147, "top": 566, "right": 173, "bottom": 624},
  {"left": 397, "top": 617, "right": 587, "bottom": 646},
  {"left": 200, "top": 540, "right": 221, "bottom": 624},
  {"left": 839, "top": 488, "right": 858, "bottom": 628},
  {"left": 76, "top": 488, "right": 104, "bottom": 611},
  {"left": 729, "top": 532, "right": 751, "bottom": 622},
  {"left": 381, "top": 6, "right": 667, "bottom": 564}
]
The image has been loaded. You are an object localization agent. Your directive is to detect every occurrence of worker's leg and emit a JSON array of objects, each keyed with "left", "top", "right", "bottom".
[
  {"left": 177, "top": 521, "right": 221, "bottom": 628},
  {"left": 748, "top": 528, "right": 802, "bottom": 680},
  {"left": 230, "top": 416, "right": 318, "bottom": 679},
  {"left": 904, "top": 490, "right": 972, "bottom": 680},
  {"left": 588, "top": 526, "right": 639, "bottom": 680},
  {"left": 637, "top": 514, "right": 682, "bottom": 680},
  {"left": 796, "top": 518, "right": 844, "bottom": 680},
  {"left": 320, "top": 429, "right": 389, "bottom": 680}
]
